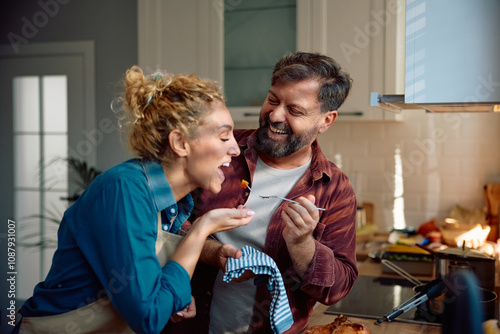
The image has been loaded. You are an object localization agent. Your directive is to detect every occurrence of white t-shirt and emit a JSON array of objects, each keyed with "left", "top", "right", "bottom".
[{"left": 209, "top": 157, "right": 310, "bottom": 334}]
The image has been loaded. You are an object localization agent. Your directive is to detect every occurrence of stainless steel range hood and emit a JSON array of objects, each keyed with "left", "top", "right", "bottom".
[
  {"left": 372, "top": 0, "right": 500, "bottom": 114},
  {"left": 371, "top": 93, "right": 500, "bottom": 114}
]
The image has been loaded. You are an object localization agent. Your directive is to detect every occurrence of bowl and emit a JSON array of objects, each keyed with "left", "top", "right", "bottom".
[{"left": 439, "top": 220, "right": 490, "bottom": 248}]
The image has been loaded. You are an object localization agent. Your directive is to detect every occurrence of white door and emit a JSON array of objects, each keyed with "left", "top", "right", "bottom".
[{"left": 0, "top": 42, "right": 95, "bottom": 329}]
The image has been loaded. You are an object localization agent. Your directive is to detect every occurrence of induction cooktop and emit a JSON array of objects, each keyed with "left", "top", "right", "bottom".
[{"left": 325, "top": 275, "right": 441, "bottom": 325}]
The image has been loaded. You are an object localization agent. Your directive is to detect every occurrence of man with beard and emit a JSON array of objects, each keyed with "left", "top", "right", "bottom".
[{"left": 163, "top": 52, "right": 358, "bottom": 334}]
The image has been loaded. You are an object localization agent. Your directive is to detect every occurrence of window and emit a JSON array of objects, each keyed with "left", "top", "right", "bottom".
[{"left": 13, "top": 76, "right": 68, "bottom": 291}]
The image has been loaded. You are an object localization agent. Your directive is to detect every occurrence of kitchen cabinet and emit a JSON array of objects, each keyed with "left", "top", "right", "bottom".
[
  {"left": 137, "top": 0, "right": 223, "bottom": 88},
  {"left": 297, "top": 0, "right": 405, "bottom": 121},
  {"left": 373, "top": 0, "right": 500, "bottom": 113},
  {"left": 137, "top": 0, "right": 404, "bottom": 122},
  {"left": 224, "top": 1, "right": 296, "bottom": 111},
  {"left": 405, "top": 0, "right": 500, "bottom": 106}
]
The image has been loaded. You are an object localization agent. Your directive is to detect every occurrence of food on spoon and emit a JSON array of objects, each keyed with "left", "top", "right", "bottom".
[
  {"left": 304, "top": 314, "right": 371, "bottom": 334},
  {"left": 240, "top": 179, "right": 249, "bottom": 189}
]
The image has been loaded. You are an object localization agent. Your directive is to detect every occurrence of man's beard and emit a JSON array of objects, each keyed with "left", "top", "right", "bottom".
[{"left": 256, "top": 116, "right": 317, "bottom": 158}]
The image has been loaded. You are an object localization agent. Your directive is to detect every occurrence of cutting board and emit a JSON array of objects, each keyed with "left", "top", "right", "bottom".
[{"left": 484, "top": 183, "right": 500, "bottom": 242}]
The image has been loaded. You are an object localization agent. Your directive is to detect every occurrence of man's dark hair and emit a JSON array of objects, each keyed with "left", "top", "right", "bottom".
[{"left": 271, "top": 52, "right": 353, "bottom": 112}]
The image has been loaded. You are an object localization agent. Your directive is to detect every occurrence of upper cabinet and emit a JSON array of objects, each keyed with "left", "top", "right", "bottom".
[
  {"left": 373, "top": 0, "right": 500, "bottom": 113},
  {"left": 224, "top": 1, "right": 297, "bottom": 121},
  {"left": 138, "top": 0, "right": 405, "bottom": 122},
  {"left": 405, "top": 0, "right": 500, "bottom": 109},
  {"left": 297, "top": 0, "right": 405, "bottom": 121},
  {"left": 137, "top": 0, "right": 223, "bottom": 86}
]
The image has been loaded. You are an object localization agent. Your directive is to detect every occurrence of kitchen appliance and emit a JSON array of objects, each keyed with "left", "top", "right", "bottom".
[
  {"left": 375, "top": 279, "right": 445, "bottom": 325},
  {"left": 380, "top": 244, "right": 434, "bottom": 276},
  {"left": 325, "top": 275, "right": 499, "bottom": 326},
  {"left": 433, "top": 246, "right": 496, "bottom": 291},
  {"left": 325, "top": 276, "right": 442, "bottom": 325},
  {"left": 413, "top": 281, "right": 497, "bottom": 323},
  {"left": 371, "top": 0, "right": 500, "bottom": 113}
]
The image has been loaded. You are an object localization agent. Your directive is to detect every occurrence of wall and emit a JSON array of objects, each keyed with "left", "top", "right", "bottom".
[
  {"left": 0, "top": 2, "right": 136, "bottom": 331},
  {"left": 0, "top": 0, "right": 138, "bottom": 171},
  {"left": 2, "top": 1, "right": 499, "bottom": 235},
  {"left": 236, "top": 109, "right": 500, "bottom": 232}
]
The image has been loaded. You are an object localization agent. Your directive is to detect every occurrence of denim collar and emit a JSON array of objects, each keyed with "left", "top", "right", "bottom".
[{"left": 141, "top": 159, "right": 193, "bottom": 233}]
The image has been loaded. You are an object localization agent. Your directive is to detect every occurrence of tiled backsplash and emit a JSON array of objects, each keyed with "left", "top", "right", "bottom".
[{"left": 236, "top": 110, "right": 500, "bottom": 232}]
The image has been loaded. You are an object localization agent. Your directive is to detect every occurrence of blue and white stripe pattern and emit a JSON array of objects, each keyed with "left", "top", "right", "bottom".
[{"left": 223, "top": 245, "right": 294, "bottom": 334}]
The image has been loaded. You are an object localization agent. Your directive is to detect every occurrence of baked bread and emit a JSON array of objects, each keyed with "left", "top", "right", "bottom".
[{"left": 304, "top": 314, "right": 371, "bottom": 334}]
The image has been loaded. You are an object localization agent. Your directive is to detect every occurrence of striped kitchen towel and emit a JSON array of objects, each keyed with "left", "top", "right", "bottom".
[{"left": 223, "top": 245, "right": 294, "bottom": 334}]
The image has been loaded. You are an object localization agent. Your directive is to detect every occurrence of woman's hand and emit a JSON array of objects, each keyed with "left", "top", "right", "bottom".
[
  {"left": 169, "top": 205, "right": 254, "bottom": 278},
  {"left": 192, "top": 205, "right": 254, "bottom": 236},
  {"left": 169, "top": 295, "right": 196, "bottom": 323}
]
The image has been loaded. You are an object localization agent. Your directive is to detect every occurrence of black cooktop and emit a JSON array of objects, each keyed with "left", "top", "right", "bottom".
[{"left": 325, "top": 275, "right": 441, "bottom": 325}]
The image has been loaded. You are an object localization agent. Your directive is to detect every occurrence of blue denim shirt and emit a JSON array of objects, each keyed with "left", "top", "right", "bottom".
[{"left": 20, "top": 159, "right": 193, "bottom": 333}]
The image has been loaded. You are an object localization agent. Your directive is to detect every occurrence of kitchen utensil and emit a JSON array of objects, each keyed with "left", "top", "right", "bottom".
[
  {"left": 362, "top": 202, "right": 374, "bottom": 225},
  {"left": 356, "top": 206, "right": 366, "bottom": 229},
  {"left": 437, "top": 204, "right": 490, "bottom": 247},
  {"left": 415, "top": 243, "right": 437, "bottom": 256},
  {"left": 380, "top": 244, "right": 434, "bottom": 276},
  {"left": 413, "top": 281, "right": 497, "bottom": 324},
  {"left": 374, "top": 279, "right": 445, "bottom": 325},
  {"left": 381, "top": 259, "right": 423, "bottom": 286},
  {"left": 434, "top": 244, "right": 496, "bottom": 291},
  {"left": 240, "top": 180, "right": 326, "bottom": 211},
  {"left": 439, "top": 220, "right": 490, "bottom": 248}
]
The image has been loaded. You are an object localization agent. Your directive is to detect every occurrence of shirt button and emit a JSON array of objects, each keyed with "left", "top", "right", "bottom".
[
  {"left": 163, "top": 225, "right": 168, "bottom": 231},
  {"left": 170, "top": 208, "right": 176, "bottom": 214}
]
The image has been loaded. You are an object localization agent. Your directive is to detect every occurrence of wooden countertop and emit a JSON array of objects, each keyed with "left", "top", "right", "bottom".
[
  {"left": 306, "top": 234, "right": 499, "bottom": 333},
  {"left": 306, "top": 259, "right": 442, "bottom": 333},
  {"left": 307, "top": 303, "right": 441, "bottom": 334}
]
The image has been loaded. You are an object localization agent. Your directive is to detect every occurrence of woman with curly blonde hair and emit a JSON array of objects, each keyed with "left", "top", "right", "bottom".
[{"left": 14, "top": 66, "right": 254, "bottom": 334}]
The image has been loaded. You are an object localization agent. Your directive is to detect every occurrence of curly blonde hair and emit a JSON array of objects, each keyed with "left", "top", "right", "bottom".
[{"left": 116, "top": 66, "right": 225, "bottom": 163}]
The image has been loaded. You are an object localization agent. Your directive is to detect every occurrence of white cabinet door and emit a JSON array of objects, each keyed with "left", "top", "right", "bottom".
[
  {"left": 137, "top": 0, "right": 405, "bottom": 122},
  {"left": 137, "top": 0, "right": 223, "bottom": 82},
  {"left": 406, "top": 0, "right": 500, "bottom": 105},
  {"left": 298, "top": 0, "right": 405, "bottom": 121}
]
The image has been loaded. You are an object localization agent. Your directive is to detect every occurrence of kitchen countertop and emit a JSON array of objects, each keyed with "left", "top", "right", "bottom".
[
  {"left": 306, "top": 259, "right": 442, "bottom": 333},
  {"left": 307, "top": 303, "right": 441, "bottom": 334},
  {"left": 306, "top": 234, "right": 500, "bottom": 333}
]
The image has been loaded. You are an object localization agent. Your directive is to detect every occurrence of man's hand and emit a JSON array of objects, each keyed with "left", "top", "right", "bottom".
[
  {"left": 281, "top": 195, "right": 320, "bottom": 245},
  {"left": 214, "top": 243, "right": 256, "bottom": 282},
  {"left": 215, "top": 243, "right": 242, "bottom": 271},
  {"left": 169, "top": 296, "right": 196, "bottom": 323},
  {"left": 281, "top": 194, "right": 320, "bottom": 277}
]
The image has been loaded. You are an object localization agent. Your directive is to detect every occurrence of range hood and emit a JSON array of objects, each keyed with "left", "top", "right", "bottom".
[
  {"left": 371, "top": 93, "right": 500, "bottom": 114},
  {"left": 372, "top": 0, "right": 500, "bottom": 114}
]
